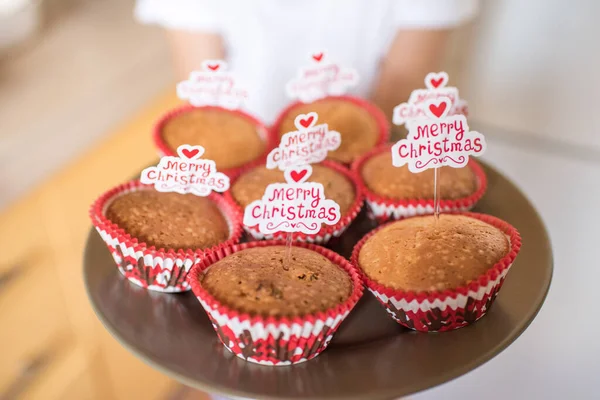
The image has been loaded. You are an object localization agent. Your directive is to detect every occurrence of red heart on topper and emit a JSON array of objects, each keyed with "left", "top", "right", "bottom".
[
  {"left": 424, "top": 72, "right": 449, "bottom": 90},
  {"left": 284, "top": 165, "right": 313, "bottom": 184},
  {"left": 290, "top": 169, "right": 308, "bottom": 182},
  {"left": 181, "top": 148, "right": 200, "bottom": 158},
  {"left": 428, "top": 101, "right": 448, "bottom": 118},
  {"left": 207, "top": 64, "right": 220, "bottom": 71},
  {"left": 430, "top": 77, "right": 444, "bottom": 88},
  {"left": 312, "top": 53, "right": 324, "bottom": 62},
  {"left": 176, "top": 145, "right": 205, "bottom": 160},
  {"left": 294, "top": 112, "right": 318, "bottom": 130},
  {"left": 299, "top": 116, "right": 314, "bottom": 128}
]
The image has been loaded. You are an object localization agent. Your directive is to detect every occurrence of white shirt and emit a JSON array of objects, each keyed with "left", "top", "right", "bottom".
[{"left": 135, "top": 0, "right": 478, "bottom": 124}]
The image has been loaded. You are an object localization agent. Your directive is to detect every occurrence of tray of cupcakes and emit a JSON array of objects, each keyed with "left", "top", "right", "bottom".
[{"left": 85, "top": 59, "right": 538, "bottom": 398}]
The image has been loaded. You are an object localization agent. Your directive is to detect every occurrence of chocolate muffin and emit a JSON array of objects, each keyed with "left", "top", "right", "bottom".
[
  {"left": 105, "top": 190, "right": 229, "bottom": 250},
  {"left": 361, "top": 151, "right": 478, "bottom": 200},
  {"left": 277, "top": 98, "right": 382, "bottom": 164},
  {"left": 161, "top": 107, "right": 266, "bottom": 170},
  {"left": 358, "top": 214, "right": 509, "bottom": 292},
  {"left": 200, "top": 246, "right": 352, "bottom": 316},
  {"left": 231, "top": 163, "right": 356, "bottom": 215}
]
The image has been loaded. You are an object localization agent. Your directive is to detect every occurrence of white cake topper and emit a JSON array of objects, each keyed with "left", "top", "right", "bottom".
[
  {"left": 176, "top": 60, "right": 248, "bottom": 110},
  {"left": 286, "top": 51, "right": 359, "bottom": 103},
  {"left": 391, "top": 97, "right": 486, "bottom": 173},
  {"left": 243, "top": 165, "right": 341, "bottom": 235},
  {"left": 393, "top": 72, "right": 468, "bottom": 126},
  {"left": 266, "top": 112, "right": 341, "bottom": 171},
  {"left": 140, "top": 145, "right": 230, "bottom": 196}
]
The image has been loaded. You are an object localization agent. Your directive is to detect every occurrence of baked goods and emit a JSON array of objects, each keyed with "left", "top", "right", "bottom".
[
  {"left": 201, "top": 246, "right": 352, "bottom": 316},
  {"left": 352, "top": 145, "right": 487, "bottom": 222},
  {"left": 227, "top": 161, "right": 363, "bottom": 244},
  {"left": 273, "top": 96, "right": 388, "bottom": 164},
  {"left": 90, "top": 180, "right": 243, "bottom": 292},
  {"left": 105, "top": 190, "right": 229, "bottom": 250},
  {"left": 154, "top": 106, "right": 273, "bottom": 174},
  {"left": 352, "top": 213, "right": 521, "bottom": 332},
  {"left": 231, "top": 163, "right": 356, "bottom": 215},
  {"left": 188, "top": 241, "right": 364, "bottom": 365},
  {"left": 360, "top": 151, "right": 478, "bottom": 200},
  {"left": 358, "top": 214, "right": 509, "bottom": 292}
]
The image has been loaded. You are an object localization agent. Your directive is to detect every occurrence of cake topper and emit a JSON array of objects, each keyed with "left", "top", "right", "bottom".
[
  {"left": 243, "top": 164, "right": 341, "bottom": 236},
  {"left": 176, "top": 60, "right": 249, "bottom": 110},
  {"left": 393, "top": 71, "right": 468, "bottom": 126},
  {"left": 391, "top": 72, "right": 486, "bottom": 220},
  {"left": 391, "top": 97, "right": 486, "bottom": 173},
  {"left": 245, "top": 107, "right": 343, "bottom": 268},
  {"left": 266, "top": 112, "right": 341, "bottom": 170},
  {"left": 286, "top": 51, "right": 359, "bottom": 103},
  {"left": 140, "top": 145, "right": 230, "bottom": 196}
]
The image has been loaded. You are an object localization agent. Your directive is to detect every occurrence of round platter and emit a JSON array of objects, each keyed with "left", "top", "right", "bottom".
[{"left": 84, "top": 161, "right": 552, "bottom": 400}]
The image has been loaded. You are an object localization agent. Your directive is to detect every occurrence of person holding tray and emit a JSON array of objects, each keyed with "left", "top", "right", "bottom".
[{"left": 134, "top": 0, "right": 479, "bottom": 123}]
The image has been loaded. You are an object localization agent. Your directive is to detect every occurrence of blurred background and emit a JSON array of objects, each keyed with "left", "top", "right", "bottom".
[{"left": 0, "top": 0, "right": 598, "bottom": 399}]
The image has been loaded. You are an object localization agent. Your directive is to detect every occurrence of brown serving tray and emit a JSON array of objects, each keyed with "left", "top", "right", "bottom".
[{"left": 83, "top": 161, "right": 552, "bottom": 400}]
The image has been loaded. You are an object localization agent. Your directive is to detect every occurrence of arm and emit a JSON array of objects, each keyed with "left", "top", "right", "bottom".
[
  {"left": 165, "top": 30, "right": 225, "bottom": 82},
  {"left": 371, "top": 29, "right": 452, "bottom": 121}
]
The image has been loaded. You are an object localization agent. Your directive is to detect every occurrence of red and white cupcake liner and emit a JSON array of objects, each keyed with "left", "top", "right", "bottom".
[
  {"left": 89, "top": 180, "right": 244, "bottom": 293},
  {"left": 351, "top": 212, "right": 521, "bottom": 332},
  {"left": 187, "top": 240, "right": 364, "bottom": 365},
  {"left": 225, "top": 160, "right": 364, "bottom": 245},
  {"left": 271, "top": 95, "right": 390, "bottom": 164},
  {"left": 152, "top": 104, "right": 277, "bottom": 177},
  {"left": 351, "top": 144, "right": 488, "bottom": 223}
]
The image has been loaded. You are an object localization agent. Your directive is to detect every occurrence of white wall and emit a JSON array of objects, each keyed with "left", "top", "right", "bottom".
[{"left": 455, "top": 0, "right": 600, "bottom": 151}]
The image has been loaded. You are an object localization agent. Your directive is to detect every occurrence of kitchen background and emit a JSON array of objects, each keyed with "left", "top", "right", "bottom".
[{"left": 0, "top": 0, "right": 598, "bottom": 399}]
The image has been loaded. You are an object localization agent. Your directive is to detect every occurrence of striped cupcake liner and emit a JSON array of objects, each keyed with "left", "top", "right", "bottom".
[
  {"left": 188, "top": 240, "right": 364, "bottom": 365},
  {"left": 89, "top": 180, "right": 244, "bottom": 293},
  {"left": 351, "top": 144, "right": 488, "bottom": 223},
  {"left": 351, "top": 212, "right": 521, "bottom": 332}
]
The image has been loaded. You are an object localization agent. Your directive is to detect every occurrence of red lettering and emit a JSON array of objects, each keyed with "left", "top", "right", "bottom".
[
  {"left": 416, "top": 125, "right": 429, "bottom": 140},
  {"left": 165, "top": 160, "right": 180, "bottom": 170},
  {"left": 399, "top": 143, "right": 409, "bottom": 158}
]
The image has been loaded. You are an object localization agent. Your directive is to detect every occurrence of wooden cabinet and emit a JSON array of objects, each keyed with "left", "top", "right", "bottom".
[{"left": 0, "top": 92, "right": 202, "bottom": 399}]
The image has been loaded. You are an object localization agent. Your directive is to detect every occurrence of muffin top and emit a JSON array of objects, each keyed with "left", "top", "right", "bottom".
[
  {"left": 278, "top": 99, "right": 381, "bottom": 163},
  {"left": 358, "top": 214, "right": 509, "bottom": 292},
  {"left": 231, "top": 164, "right": 356, "bottom": 215},
  {"left": 200, "top": 246, "right": 352, "bottom": 317},
  {"left": 361, "top": 151, "right": 478, "bottom": 199},
  {"left": 105, "top": 190, "right": 229, "bottom": 250},
  {"left": 161, "top": 108, "right": 265, "bottom": 170}
]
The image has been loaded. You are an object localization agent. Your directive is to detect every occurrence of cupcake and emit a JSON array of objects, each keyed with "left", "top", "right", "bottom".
[
  {"left": 153, "top": 105, "right": 275, "bottom": 176},
  {"left": 227, "top": 160, "right": 363, "bottom": 243},
  {"left": 352, "top": 145, "right": 487, "bottom": 222},
  {"left": 352, "top": 213, "right": 521, "bottom": 332},
  {"left": 90, "top": 180, "right": 243, "bottom": 292},
  {"left": 272, "top": 96, "right": 389, "bottom": 164},
  {"left": 188, "top": 241, "right": 363, "bottom": 365}
]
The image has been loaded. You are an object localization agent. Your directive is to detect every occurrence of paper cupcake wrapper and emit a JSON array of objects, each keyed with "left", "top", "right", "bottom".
[
  {"left": 89, "top": 180, "right": 244, "bottom": 293},
  {"left": 271, "top": 95, "right": 390, "bottom": 164},
  {"left": 187, "top": 240, "right": 364, "bottom": 365},
  {"left": 351, "top": 212, "right": 521, "bottom": 332},
  {"left": 226, "top": 160, "right": 364, "bottom": 245},
  {"left": 351, "top": 144, "right": 488, "bottom": 223},
  {"left": 152, "top": 104, "right": 276, "bottom": 177}
]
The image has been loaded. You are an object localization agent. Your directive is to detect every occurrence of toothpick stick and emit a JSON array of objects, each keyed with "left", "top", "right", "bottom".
[{"left": 433, "top": 167, "right": 441, "bottom": 221}]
